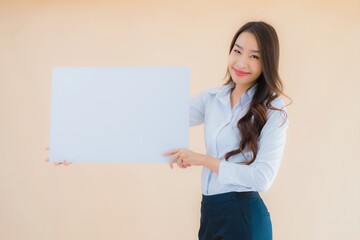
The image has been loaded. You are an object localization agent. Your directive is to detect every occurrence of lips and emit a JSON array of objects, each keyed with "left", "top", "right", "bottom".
[{"left": 232, "top": 67, "right": 250, "bottom": 77}]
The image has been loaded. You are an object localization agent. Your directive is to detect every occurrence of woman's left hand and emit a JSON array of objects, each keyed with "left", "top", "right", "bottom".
[{"left": 162, "top": 148, "right": 206, "bottom": 169}]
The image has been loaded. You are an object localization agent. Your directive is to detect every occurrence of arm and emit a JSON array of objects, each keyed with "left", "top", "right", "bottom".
[
  {"left": 189, "top": 91, "right": 208, "bottom": 127},
  {"left": 164, "top": 90, "right": 211, "bottom": 169},
  {"left": 213, "top": 99, "right": 289, "bottom": 192}
]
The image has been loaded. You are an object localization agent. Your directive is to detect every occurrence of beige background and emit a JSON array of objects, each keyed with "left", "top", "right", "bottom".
[{"left": 0, "top": 0, "right": 359, "bottom": 239}]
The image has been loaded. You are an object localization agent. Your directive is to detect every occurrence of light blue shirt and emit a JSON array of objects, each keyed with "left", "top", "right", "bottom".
[{"left": 190, "top": 82, "right": 289, "bottom": 195}]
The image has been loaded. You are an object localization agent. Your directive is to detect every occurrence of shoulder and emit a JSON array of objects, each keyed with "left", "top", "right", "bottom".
[
  {"left": 192, "top": 84, "right": 231, "bottom": 99},
  {"left": 207, "top": 84, "right": 230, "bottom": 94},
  {"left": 199, "top": 83, "right": 233, "bottom": 99},
  {"left": 266, "top": 96, "right": 289, "bottom": 127},
  {"left": 267, "top": 96, "right": 287, "bottom": 111}
]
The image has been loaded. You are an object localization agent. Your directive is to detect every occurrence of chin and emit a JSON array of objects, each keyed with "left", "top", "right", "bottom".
[{"left": 231, "top": 78, "right": 256, "bottom": 88}]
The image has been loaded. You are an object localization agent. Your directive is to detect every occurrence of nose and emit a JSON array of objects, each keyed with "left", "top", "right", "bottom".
[{"left": 237, "top": 54, "right": 248, "bottom": 68}]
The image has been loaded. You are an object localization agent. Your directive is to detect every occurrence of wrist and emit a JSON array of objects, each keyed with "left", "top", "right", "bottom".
[
  {"left": 199, "top": 154, "right": 208, "bottom": 166},
  {"left": 201, "top": 155, "right": 221, "bottom": 173}
]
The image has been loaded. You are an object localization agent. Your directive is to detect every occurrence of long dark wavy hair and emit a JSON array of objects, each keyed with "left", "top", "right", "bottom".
[{"left": 223, "top": 21, "right": 291, "bottom": 165}]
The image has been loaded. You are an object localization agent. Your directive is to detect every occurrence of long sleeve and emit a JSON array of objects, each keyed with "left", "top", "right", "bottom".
[
  {"left": 217, "top": 98, "right": 289, "bottom": 192},
  {"left": 189, "top": 91, "right": 209, "bottom": 127}
]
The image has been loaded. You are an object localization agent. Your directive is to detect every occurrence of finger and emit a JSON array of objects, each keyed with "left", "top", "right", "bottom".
[
  {"left": 163, "top": 148, "right": 180, "bottom": 156},
  {"left": 176, "top": 161, "right": 182, "bottom": 168},
  {"left": 171, "top": 156, "right": 181, "bottom": 169},
  {"left": 165, "top": 150, "right": 179, "bottom": 169},
  {"left": 169, "top": 152, "right": 180, "bottom": 169},
  {"left": 169, "top": 155, "right": 176, "bottom": 169},
  {"left": 169, "top": 154, "right": 177, "bottom": 169},
  {"left": 177, "top": 161, "right": 186, "bottom": 168},
  {"left": 176, "top": 158, "right": 185, "bottom": 168},
  {"left": 180, "top": 162, "right": 189, "bottom": 169}
]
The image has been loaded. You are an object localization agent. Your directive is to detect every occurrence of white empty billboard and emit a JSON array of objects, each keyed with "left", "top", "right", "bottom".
[{"left": 49, "top": 66, "right": 190, "bottom": 163}]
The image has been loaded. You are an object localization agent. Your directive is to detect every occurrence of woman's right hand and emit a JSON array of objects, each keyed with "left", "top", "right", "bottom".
[{"left": 45, "top": 147, "right": 72, "bottom": 166}]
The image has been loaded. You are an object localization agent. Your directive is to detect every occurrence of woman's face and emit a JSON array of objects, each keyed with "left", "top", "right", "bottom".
[{"left": 228, "top": 31, "right": 262, "bottom": 89}]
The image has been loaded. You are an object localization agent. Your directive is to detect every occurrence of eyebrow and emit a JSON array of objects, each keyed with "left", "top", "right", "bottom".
[{"left": 234, "top": 44, "right": 260, "bottom": 53}]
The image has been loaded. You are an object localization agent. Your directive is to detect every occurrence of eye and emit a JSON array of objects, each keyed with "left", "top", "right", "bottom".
[
  {"left": 233, "top": 49, "right": 241, "bottom": 54},
  {"left": 250, "top": 55, "right": 260, "bottom": 59}
]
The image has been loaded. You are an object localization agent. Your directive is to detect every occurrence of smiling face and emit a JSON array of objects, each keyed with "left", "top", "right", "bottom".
[{"left": 228, "top": 31, "right": 262, "bottom": 90}]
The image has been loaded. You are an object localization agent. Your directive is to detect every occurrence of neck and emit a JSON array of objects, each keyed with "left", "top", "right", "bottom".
[
  {"left": 231, "top": 85, "right": 246, "bottom": 96},
  {"left": 231, "top": 82, "right": 252, "bottom": 97},
  {"left": 230, "top": 83, "right": 253, "bottom": 108}
]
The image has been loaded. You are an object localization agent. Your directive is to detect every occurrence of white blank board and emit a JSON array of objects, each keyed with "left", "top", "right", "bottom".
[{"left": 49, "top": 66, "right": 190, "bottom": 163}]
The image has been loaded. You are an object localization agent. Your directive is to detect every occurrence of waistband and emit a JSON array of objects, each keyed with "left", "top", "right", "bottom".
[{"left": 201, "top": 191, "right": 260, "bottom": 205}]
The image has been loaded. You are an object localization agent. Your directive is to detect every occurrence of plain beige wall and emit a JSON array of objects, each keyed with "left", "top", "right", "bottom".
[{"left": 1, "top": 0, "right": 359, "bottom": 239}]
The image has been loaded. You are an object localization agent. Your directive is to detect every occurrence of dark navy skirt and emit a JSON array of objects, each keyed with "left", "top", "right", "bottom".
[{"left": 198, "top": 191, "right": 272, "bottom": 240}]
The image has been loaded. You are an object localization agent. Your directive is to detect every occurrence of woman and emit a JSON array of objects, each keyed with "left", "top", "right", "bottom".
[
  {"left": 47, "top": 20, "right": 289, "bottom": 240},
  {"left": 163, "top": 21, "right": 290, "bottom": 240}
]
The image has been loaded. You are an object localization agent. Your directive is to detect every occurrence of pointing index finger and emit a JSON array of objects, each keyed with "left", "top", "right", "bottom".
[{"left": 162, "top": 148, "right": 180, "bottom": 156}]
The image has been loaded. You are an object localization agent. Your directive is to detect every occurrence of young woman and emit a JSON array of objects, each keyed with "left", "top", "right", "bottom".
[
  {"left": 47, "top": 20, "right": 289, "bottom": 240},
  {"left": 163, "top": 21, "right": 290, "bottom": 240}
]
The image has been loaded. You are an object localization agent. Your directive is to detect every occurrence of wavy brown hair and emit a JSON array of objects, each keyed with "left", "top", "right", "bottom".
[{"left": 224, "top": 21, "right": 291, "bottom": 165}]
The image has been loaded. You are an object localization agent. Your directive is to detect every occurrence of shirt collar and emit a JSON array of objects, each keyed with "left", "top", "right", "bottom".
[{"left": 211, "top": 81, "right": 257, "bottom": 107}]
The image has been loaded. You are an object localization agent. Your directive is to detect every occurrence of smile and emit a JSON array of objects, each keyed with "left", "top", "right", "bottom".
[{"left": 232, "top": 67, "right": 250, "bottom": 77}]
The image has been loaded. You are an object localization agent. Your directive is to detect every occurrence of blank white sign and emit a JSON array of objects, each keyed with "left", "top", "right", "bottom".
[{"left": 49, "top": 67, "right": 190, "bottom": 163}]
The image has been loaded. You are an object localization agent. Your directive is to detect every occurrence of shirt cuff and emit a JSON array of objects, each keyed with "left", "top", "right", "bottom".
[
  {"left": 218, "top": 160, "right": 234, "bottom": 185},
  {"left": 218, "top": 160, "right": 252, "bottom": 186}
]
